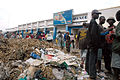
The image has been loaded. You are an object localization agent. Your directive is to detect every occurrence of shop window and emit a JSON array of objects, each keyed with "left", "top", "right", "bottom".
[
  {"left": 84, "top": 16, "right": 87, "bottom": 19},
  {"left": 79, "top": 17, "right": 82, "bottom": 19},
  {"left": 76, "top": 17, "right": 78, "bottom": 20},
  {"left": 73, "top": 17, "right": 76, "bottom": 20}
]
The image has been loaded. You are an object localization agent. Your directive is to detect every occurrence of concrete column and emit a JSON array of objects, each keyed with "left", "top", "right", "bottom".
[
  {"left": 66, "top": 25, "right": 71, "bottom": 34},
  {"left": 22, "top": 25, "right": 24, "bottom": 38},
  {"left": 31, "top": 29, "right": 33, "bottom": 34},
  {"left": 26, "top": 24, "right": 28, "bottom": 32},
  {"left": 69, "top": 27, "right": 71, "bottom": 34},
  {"left": 66, "top": 25, "right": 69, "bottom": 31},
  {"left": 37, "top": 28, "right": 40, "bottom": 35},
  {"left": 26, "top": 29, "right": 28, "bottom": 32},
  {"left": 17, "top": 27, "right": 19, "bottom": 34},
  {"left": 44, "top": 20, "right": 47, "bottom": 34},
  {"left": 21, "top": 30, "right": 24, "bottom": 38},
  {"left": 53, "top": 27, "right": 57, "bottom": 40},
  {"left": 44, "top": 28, "right": 47, "bottom": 34},
  {"left": 31, "top": 23, "right": 33, "bottom": 34},
  {"left": 36, "top": 22, "right": 39, "bottom": 33}
]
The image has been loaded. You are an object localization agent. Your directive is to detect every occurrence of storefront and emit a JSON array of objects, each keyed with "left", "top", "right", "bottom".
[
  {"left": 70, "top": 13, "right": 88, "bottom": 34},
  {"left": 52, "top": 10, "right": 88, "bottom": 40},
  {"left": 6, "top": 6, "right": 120, "bottom": 40}
]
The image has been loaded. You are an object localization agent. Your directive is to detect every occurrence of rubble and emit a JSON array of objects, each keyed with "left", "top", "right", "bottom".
[
  {"left": 0, "top": 38, "right": 62, "bottom": 80},
  {"left": 0, "top": 38, "right": 60, "bottom": 62},
  {"left": 0, "top": 38, "right": 112, "bottom": 80}
]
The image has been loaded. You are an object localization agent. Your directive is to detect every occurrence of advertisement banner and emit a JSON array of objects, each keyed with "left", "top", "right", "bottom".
[{"left": 53, "top": 10, "right": 73, "bottom": 25}]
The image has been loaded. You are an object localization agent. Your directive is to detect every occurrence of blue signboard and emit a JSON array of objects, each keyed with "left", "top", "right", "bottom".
[{"left": 53, "top": 10, "right": 73, "bottom": 25}]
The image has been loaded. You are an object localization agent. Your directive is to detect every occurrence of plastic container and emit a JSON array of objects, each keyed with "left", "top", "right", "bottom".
[{"left": 30, "top": 52, "right": 40, "bottom": 59}]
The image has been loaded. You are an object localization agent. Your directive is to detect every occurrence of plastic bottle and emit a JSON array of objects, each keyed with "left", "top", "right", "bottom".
[{"left": 30, "top": 52, "right": 40, "bottom": 59}]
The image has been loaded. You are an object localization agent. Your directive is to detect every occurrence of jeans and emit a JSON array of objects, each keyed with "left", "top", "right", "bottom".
[{"left": 97, "top": 48, "right": 102, "bottom": 72}]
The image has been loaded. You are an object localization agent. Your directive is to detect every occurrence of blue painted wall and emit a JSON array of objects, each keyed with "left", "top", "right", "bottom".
[
  {"left": 44, "top": 28, "right": 47, "bottom": 34},
  {"left": 53, "top": 27, "right": 57, "bottom": 40},
  {"left": 31, "top": 29, "right": 33, "bottom": 34},
  {"left": 26, "top": 29, "right": 28, "bottom": 32},
  {"left": 53, "top": 26, "right": 83, "bottom": 40},
  {"left": 21, "top": 30, "right": 24, "bottom": 38},
  {"left": 65, "top": 26, "right": 83, "bottom": 35},
  {"left": 17, "top": 30, "right": 19, "bottom": 34},
  {"left": 66, "top": 25, "right": 69, "bottom": 31}
]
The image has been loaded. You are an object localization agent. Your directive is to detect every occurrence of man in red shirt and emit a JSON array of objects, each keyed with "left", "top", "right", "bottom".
[{"left": 104, "top": 17, "right": 116, "bottom": 74}]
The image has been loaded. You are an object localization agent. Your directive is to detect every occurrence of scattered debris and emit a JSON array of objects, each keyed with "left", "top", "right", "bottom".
[{"left": 0, "top": 38, "right": 113, "bottom": 80}]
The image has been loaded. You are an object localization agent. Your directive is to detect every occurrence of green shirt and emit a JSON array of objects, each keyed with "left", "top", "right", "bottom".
[{"left": 112, "top": 22, "right": 120, "bottom": 53}]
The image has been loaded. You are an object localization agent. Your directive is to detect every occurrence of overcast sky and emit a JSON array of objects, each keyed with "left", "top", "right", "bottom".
[{"left": 0, "top": 0, "right": 120, "bottom": 31}]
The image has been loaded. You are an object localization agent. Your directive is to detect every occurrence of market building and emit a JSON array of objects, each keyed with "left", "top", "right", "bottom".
[{"left": 6, "top": 6, "right": 120, "bottom": 39}]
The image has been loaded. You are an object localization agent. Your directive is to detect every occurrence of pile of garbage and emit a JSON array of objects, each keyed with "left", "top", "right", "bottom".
[
  {"left": 17, "top": 48, "right": 89, "bottom": 80},
  {"left": 0, "top": 38, "right": 109, "bottom": 80},
  {"left": 0, "top": 38, "right": 88, "bottom": 80},
  {"left": 0, "top": 38, "right": 60, "bottom": 62}
]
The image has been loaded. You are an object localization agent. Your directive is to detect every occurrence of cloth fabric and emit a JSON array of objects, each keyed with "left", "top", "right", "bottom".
[
  {"left": 70, "top": 35, "right": 74, "bottom": 41},
  {"left": 99, "top": 24, "right": 107, "bottom": 48},
  {"left": 111, "top": 22, "right": 120, "bottom": 69},
  {"left": 97, "top": 48, "right": 102, "bottom": 60},
  {"left": 64, "top": 34, "right": 66, "bottom": 41},
  {"left": 30, "top": 35, "right": 34, "bottom": 39},
  {"left": 56, "top": 34, "right": 64, "bottom": 48},
  {"left": 66, "top": 34, "right": 70, "bottom": 52},
  {"left": 79, "top": 29, "right": 88, "bottom": 49},
  {"left": 71, "top": 40, "right": 74, "bottom": 48},
  {"left": 89, "top": 48, "right": 98, "bottom": 78},
  {"left": 87, "top": 19, "right": 101, "bottom": 48},
  {"left": 85, "top": 49, "right": 90, "bottom": 74},
  {"left": 106, "top": 26, "right": 115, "bottom": 44},
  {"left": 101, "top": 31, "right": 109, "bottom": 35},
  {"left": 38, "top": 35, "right": 42, "bottom": 39},
  {"left": 88, "top": 19, "right": 101, "bottom": 78},
  {"left": 26, "top": 35, "right": 29, "bottom": 38},
  {"left": 112, "top": 68, "right": 120, "bottom": 80},
  {"left": 97, "top": 48, "right": 102, "bottom": 72},
  {"left": 79, "top": 38, "right": 88, "bottom": 49},
  {"left": 112, "top": 22, "right": 120, "bottom": 53},
  {"left": 111, "top": 52, "right": 120, "bottom": 68},
  {"left": 103, "top": 44, "right": 112, "bottom": 71},
  {"left": 99, "top": 24, "right": 112, "bottom": 71}
]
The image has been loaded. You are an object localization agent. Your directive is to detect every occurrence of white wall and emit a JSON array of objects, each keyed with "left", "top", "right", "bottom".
[
  {"left": 87, "top": 6, "right": 120, "bottom": 28},
  {"left": 7, "top": 6, "right": 120, "bottom": 32},
  {"left": 99, "top": 7, "right": 120, "bottom": 27}
]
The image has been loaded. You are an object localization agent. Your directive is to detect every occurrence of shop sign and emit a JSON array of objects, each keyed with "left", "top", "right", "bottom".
[
  {"left": 53, "top": 10, "right": 73, "bottom": 25},
  {"left": 73, "top": 15, "right": 87, "bottom": 21}
]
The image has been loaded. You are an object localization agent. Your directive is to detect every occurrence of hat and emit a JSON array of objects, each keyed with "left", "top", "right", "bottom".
[
  {"left": 58, "top": 31, "right": 61, "bottom": 33},
  {"left": 92, "top": 9, "right": 101, "bottom": 15},
  {"left": 107, "top": 17, "right": 116, "bottom": 23}
]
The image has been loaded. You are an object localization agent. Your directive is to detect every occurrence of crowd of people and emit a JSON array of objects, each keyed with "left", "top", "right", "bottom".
[
  {"left": 0, "top": 9, "right": 120, "bottom": 80},
  {"left": 56, "top": 31, "right": 76, "bottom": 52},
  {"left": 56, "top": 26, "right": 88, "bottom": 52},
  {"left": 1, "top": 30, "right": 53, "bottom": 42},
  {"left": 56, "top": 10, "right": 120, "bottom": 80},
  {"left": 85, "top": 10, "right": 120, "bottom": 80}
]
